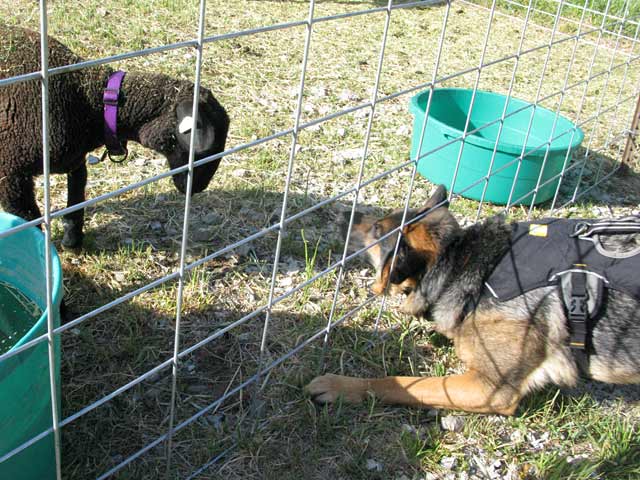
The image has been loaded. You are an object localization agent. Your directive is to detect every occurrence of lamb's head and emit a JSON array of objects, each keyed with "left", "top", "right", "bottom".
[{"left": 138, "top": 88, "right": 229, "bottom": 195}]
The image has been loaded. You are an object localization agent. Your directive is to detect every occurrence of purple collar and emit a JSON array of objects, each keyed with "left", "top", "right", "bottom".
[{"left": 103, "top": 70, "right": 128, "bottom": 162}]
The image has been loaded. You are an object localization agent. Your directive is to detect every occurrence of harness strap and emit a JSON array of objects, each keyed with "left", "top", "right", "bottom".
[{"left": 568, "top": 271, "right": 589, "bottom": 350}]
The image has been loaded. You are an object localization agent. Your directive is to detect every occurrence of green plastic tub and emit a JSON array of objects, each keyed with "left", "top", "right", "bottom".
[
  {"left": 409, "top": 88, "right": 584, "bottom": 205},
  {"left": 0, "top": 213, "right": 62, "bottom": 480}
]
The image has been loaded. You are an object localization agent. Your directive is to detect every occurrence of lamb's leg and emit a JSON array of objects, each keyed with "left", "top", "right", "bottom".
[
  {"left": 62, "top": 163, "right": 87, "bottom": 248},
  {"left": 0, "top": 172, "right": 41, "bottom": 221}
]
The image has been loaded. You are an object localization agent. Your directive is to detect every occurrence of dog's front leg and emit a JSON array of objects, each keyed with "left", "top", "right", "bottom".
[
  {"left": 400, "top": 289, "right": 428, "bottom": 316},
  {"left": 306, "top": 371, "right": 520, "bottom": 415}
]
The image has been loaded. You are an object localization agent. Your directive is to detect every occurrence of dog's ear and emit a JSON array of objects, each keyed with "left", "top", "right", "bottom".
[
  {"left": 421, "top": 184, "right": 449, "bottom": 212},
  {"left": 402, "top": 223, "right": 438, "bottom": 267}
]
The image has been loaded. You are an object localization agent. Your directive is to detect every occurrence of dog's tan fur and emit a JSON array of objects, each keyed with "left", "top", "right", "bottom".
[{"left": 306, "top": 186, "right": 640, "bottom": 414}]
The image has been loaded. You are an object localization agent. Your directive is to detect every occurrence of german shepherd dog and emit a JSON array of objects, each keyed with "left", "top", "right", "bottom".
[{"left": 306, "top": 185, "right": 640, "bottom": 415}]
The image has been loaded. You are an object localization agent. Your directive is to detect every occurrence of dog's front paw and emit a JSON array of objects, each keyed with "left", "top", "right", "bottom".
[
  {"left": 306, "top": 374, "right": 368, "bottom": 404},
  {"left": 400, "top": 291, "right": 427, "bottom": 316}
]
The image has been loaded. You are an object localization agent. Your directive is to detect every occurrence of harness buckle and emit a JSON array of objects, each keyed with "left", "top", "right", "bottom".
[
  {"left": 566, "top": 271, "right": 590, "bottom": 351},
  {"left": 569, "top": 294, "right": 588, "bottom": 319}
]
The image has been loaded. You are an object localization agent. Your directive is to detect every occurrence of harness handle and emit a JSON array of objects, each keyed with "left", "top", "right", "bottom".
[{"left": 571, "top": 216, "right": 640, "bottom": 238}]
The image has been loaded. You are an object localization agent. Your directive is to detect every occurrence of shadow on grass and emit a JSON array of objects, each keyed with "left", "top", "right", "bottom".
[
  {"left": 50, "top": 166, "right": 640, "bottom": 478},
  {"left": 58, "top": 255, "right": 640, "bottom": 479},
  {"left": 547, "top": 146, "right": 640, "bottom": 209}
]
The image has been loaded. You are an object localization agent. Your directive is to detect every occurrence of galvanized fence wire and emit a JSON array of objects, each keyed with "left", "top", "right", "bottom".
[
  {"left": 573, "top": 0, "right": 634, "bottom": 195},
  {"left": 37, "top": 1, "right": 63, "bottom": 478},
  {"left": 0, "top": 0, "right": 639, "bottom": 478},
  {"left": 372, "top": 0, "right": 455, "bottom": 333},
  {"left": 323, "top": 0, "right": 395, "bottom": 352},
  {"left": 165, "top": 0, "right": 209, "bottom": 473},
  {"left": 1, "top": 0, "right": 639, "bottom": 244},
  {"left": 0, "top": 7, "right": 636, "bottom": 472},
  {"left": 259, "top": 0, "right": 317, "bottom": 383},
  {"left": 0, "top": 7, "right": 638, "bottom": 243}
]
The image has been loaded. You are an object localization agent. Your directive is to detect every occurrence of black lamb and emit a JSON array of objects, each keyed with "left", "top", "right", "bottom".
[{"left": 0, "top": 25, "right": 229, "bottom": 248}]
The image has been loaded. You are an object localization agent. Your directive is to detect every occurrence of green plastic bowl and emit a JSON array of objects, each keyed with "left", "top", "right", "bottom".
[
  {"left": 0, "top": 213, "right": 62, "bottom": 480},
  {"left": 409, "top": 88, "right": 584, "bottom": 205}
]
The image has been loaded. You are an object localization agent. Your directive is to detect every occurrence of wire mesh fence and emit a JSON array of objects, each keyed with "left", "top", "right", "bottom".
[{"left": 0, "top": 0, "right": 639, "bottom": 478}]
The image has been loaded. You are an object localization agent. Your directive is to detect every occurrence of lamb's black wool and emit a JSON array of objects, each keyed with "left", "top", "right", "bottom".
[{"left": 0, "top": 25, "right": 229, "bottom": 247}]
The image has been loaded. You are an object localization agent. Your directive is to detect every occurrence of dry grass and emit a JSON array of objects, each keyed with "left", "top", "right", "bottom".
[{"left": 1, "top": 0, "right": 640, "bottom": 478}]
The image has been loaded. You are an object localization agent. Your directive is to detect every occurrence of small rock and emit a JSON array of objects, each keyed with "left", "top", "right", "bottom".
[
  {"left": 526, "top": 431, "right": 549, "bottom": 450},
  {"left": 336, "top": 127, "right": 346, "bottom": 137},
  {"left": 504, "top": 463, "right": 520, "bottom": 480},
  {"left": 191, "top": 229, "right": 211, "bottom": 242},
  {"left": 402, "top": 423, "right": 417, "bottom": 435},
  {"left": 490, "top": 459, "right": 503, "bottom": 478},
  {"left": 396, "top": 125, "right": 411, "bottom": 136},
  {"left": 237, "top": 332, "right": 252, "bottom": 342},
  {"left": 232, "top": 168, "right": 247, "bottom": 178},
  {"left": 427, "top": 408, "right": 439, "bottom": 418},
  {"left": 114, "top": 271, "right": 126, "bottom": 282},
  {"left": 566, "top": 453, "right": 589, "bottom": 465},
  {"left": 365, "top": 458, "right": 383, "bottom": 472},
  {"left": 282, "top": 257, "right": 301, "bottom": 274},
  {"left": 339, "top": 89, "right": 358, "bottom": 102},
  {"left": 509, "top": 430, "right": 524, "bottom": 444},
  {"left": 205, "top": 413, "right": 225, "bottom": 432},
  {"left": 202, "top": 212, "right": 221, "bottom": 225},
  {"left": 185, "top": 384, "right": 209, "bottom": 395},
  {"left": 333, "top": 148, "right": 364, "bottom": 164},
  {"left": 234, "top": 242, "right": 252, "bottom": 257},
  {"left": 185, "top": 360, "right": 196, "bottom": 374},
  {"left": 440, "top": 456, "right": 457, "bottom": 470},
  {"left": 134, "top": 158, "right": 146, "bottom": 167},
  {"left": 440, "top": 415, "right": 465, "bottom": 432},
  {"left": 310, "top": 85, "right": 327, "bottom": 98}
]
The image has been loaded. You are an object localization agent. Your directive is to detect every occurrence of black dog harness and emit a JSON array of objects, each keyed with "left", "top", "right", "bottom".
[{"left": 484, "top": 216, "right": 640, "bottom": 351}]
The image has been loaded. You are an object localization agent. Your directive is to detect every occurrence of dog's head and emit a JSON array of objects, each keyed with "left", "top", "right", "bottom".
[{"left": 347, "top": 184, "right": 460, "bottom": 296}]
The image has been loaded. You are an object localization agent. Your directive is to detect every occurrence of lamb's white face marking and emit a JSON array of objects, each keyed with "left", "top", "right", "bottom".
[{"left": 178, "top": 116, "right": 194, "bottom": 134}]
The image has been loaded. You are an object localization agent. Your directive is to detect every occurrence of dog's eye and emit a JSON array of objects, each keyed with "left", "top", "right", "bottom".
[{"left": 372, "top": 222, "right": 382, "bottom": 238}]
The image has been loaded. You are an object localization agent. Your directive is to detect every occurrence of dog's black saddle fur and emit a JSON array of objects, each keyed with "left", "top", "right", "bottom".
[{"left": 485, "top": 216, "right": 640, "bottom": 350}]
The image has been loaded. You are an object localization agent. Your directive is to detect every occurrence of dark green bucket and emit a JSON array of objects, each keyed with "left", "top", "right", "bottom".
[
  {"left": 0, "top": 213, "right": 62, "bottom": 480},
  {"left": 409, "top": 88, "right": 584, "bottom": 205}
]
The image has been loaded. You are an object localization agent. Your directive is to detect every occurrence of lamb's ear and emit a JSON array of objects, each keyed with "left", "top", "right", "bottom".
[
  {"left": 420, "top": 184, "right": 449, "bottom": 213},
  {"left": 176, "top": 100, "right": 216, "bottom": 153}
]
